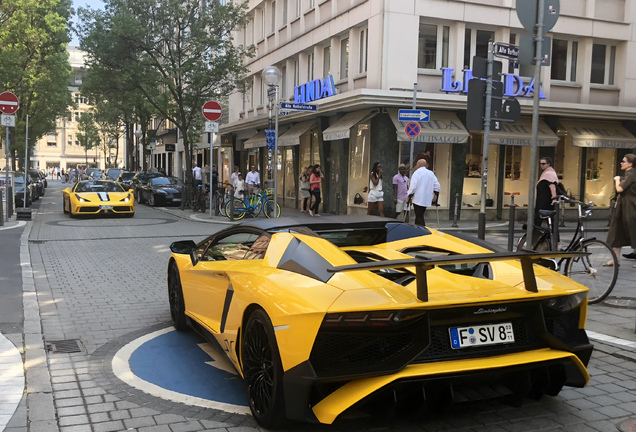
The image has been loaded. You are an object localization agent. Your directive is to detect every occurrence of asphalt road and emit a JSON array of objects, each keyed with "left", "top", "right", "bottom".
[{"left": 4, "top": 178, "right": 636, "bottom": 432}]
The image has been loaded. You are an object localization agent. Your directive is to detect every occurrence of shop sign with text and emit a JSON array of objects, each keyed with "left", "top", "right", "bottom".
[
  {"left": 294, "top": 75, "right": 336, "bottom": 104},
  {"left": 441, "top": 67, "right": 546, "bottom": 99}
]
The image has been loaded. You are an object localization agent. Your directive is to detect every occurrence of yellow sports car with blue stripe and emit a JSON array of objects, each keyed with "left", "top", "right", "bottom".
[
  {"left": 167, "top": 216, "right": 592, "bottom": 428},
  {"left": 62, "top": 180, "right": 135, "bottom": 218}
]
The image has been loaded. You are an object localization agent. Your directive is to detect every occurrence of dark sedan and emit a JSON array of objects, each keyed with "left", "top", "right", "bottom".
[
  {"left": 138, "top": 176, "right": 184, "bottom": 206},
  {"left": 115, "top": 171, "right": 136, "bottom": 188},
  {"left": 14, "top": 173, "right": 35, "bottom": 207},
  {"left": 104, "top": 168, "right": 123, "bottom": 180},
  {"left": 130, "top": 172, "right": 164, "bottom": 202},
  {"left": 28, "top": 169, "right": 44, "bottom": 198}
]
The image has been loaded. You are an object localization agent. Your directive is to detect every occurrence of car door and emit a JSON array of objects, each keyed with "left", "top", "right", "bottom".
[{"left": 184, "top": 231, "right": 261, "bottom": 334}]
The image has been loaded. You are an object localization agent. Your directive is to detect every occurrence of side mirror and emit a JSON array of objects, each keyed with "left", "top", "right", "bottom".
[
  {"left": 129, "top": 188, "right": 135, "bottom": 192},
  {"left": 170, "top": 240, "right": 196, "bottom": 254}
]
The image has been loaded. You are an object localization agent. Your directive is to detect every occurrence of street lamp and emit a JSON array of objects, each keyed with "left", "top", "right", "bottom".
[
  {"left": 262, "top": 65, "right": 282, "bottom": 217},
  {"left": 135, "top": 128, "right": 142, "bottom": 171}
]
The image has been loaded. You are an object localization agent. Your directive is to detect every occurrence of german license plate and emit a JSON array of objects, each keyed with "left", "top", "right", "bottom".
[
  {"left": 99, "top": 205, "right": 113, "bottom": 210},
  {"left": 172, "top": 198, "right": 181, "bottom": 202},
  {"left": 449, "top": 323, "right": 514, "bottom": 349}
]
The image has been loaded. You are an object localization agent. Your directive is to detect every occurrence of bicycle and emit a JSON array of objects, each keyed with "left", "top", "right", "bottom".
[
  {"left": 516, "top": 195, "right": 618, "bottom": 304},
  {"left": 213, "top": 182, "right": 233, "bottom": 217},
  {"left": 192, "top": 183, "right": 208, "bottom": 213},
  {"left": 225, "top": 188, "right": 281, "bottom": 220}
]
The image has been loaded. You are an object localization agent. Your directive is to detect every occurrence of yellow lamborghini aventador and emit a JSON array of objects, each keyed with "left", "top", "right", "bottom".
[
  {"left": 62, "top": 180, "right": 135, "bottom": 218},
  {"left": 167, "top": 216, "right": 592, "bottom": 428}
]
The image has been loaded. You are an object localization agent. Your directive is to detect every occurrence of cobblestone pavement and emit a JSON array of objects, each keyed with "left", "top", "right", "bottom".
[{"left": 6, "top": 179, "right": 636, "bottom": 432}]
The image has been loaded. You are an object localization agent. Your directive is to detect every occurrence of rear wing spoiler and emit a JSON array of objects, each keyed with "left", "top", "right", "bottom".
[{"left": 328, "top": 250, "right": 587, "bottom": 302}]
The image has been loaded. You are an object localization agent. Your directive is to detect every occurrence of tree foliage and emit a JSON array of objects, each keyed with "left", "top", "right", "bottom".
[
  {"left": 76, "top": 112, "right": 100, "bottom": 167},
  {"left": 77, "top": 0, "right": 253, "bottom": 181},
  {"left": 0, "top": 0, "right": 73, "bottom": 169}
]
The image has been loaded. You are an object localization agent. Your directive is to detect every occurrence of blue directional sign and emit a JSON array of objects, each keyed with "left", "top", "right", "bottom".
[
  {"left": 279, "top": 102, "right": 318, "bottom": 112},
  {"left": 398, "top": 109, "right": 430, "bottom": 122}
]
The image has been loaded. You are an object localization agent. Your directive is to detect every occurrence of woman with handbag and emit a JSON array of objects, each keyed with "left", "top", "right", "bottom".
[
  {"left": 367, "top": 162, "right": 385, "bottom": 216},
  {"left": 309, "top": 165, "right": 324, "bottom": 216},
  {"left": 605, "top": 153, "right": 636, "bottom": 267},
  {"left": 299, "top": 166, "right": 311, "bottom": 213}
]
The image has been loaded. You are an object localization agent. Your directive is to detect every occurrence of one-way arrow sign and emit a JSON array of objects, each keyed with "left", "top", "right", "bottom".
[{"left": 398, "top": 109, "right": 430, "bottom": 122}]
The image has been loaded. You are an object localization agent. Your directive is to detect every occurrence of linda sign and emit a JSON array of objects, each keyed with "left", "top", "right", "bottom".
[
  {"left": 441, "top": 67, "right": 546, "bottom": 99},
  {"left": 294, "top": 75, "right": 336, "bottom": 104}
]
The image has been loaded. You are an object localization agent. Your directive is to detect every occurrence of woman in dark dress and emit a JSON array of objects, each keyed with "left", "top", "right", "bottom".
[
  {"left": 606, "top": 153, "right": 636, "bottom": 267},
  {"left": 535, "top": 157, "right": 558, "bottom": 226}
]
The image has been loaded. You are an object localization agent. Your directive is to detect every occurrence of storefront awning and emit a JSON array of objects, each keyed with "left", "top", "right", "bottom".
[
  {"left": 560, "top": 120, "right": 636, "bottom": 149},
  {"left": 389, "top": 109, "right": 469, "bottom": 144},
  {"left": 322, "top": 109, "right": 377, "bottom": 141},
  {"left": 489, "top": 117, "right": 558, "bottom": 147},
  {"left": 278, "top": 121, "right": 315, "bottom": 146},
  {"left": 243, "top": 130, "right": 266, "bottom": 149}
]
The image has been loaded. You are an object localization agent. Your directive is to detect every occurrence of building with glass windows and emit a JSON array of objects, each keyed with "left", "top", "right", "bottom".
[{"left": 220, "top": 0, "right": 636, "bottom": 219}]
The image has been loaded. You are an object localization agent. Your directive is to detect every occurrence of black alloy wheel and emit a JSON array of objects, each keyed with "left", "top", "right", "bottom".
[
  {"left": 167, "top": 262, "right": 187, "bottom": 330},
  {"left": 242, "top": 309, "right": 286, "bottom": 428}
]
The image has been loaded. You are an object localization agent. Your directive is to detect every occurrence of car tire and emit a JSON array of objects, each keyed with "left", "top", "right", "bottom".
[
  {"left": 242, "top": 309, "right": 286, "bottom": 429},
  {"left": 148, "top": 194, "right": 155, "bottom": 207},
  {"left": 63, "top": 198, "right": 68, "bottom": 214},
  {"left": 168, "top": 261, "right": 187, "bottom": 331}
]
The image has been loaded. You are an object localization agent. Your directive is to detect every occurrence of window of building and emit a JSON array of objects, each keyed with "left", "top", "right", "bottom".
[
  {"left": 307, "top": 0, "right": 314, "bottom": 9},
  {"left": 340, "top": 37, "right": 349, "bottom": 79},
  {"left": 281, "top": 65, "right": 287, "bottom": 99},
  {"left": 465, "top": 136, "right": 483, "bottom": 178},
  {"left": 259, "top": 76, "right": 264, "bottom": 106},
  {"left": 282, "top": 0, "right": 287, "bottom": 25},
  {"left": 295, "top": 0, "right": 301, "bottom": 17},
  {"left": 293, "top": 59, "right": 299, "bottom": 87},
  {"left": 68, "top": 134, "right": 73, "bottom": 145},
  {"left": 323, "top": 45, "right": 331, "bottom": 76},
  {"left": 307, "top": 52, "right": 314, "bottom": 81},
  {"left": 591, "top": 43, "right": 616, "bottom": 85},
  {"left": 260, "top": 8, "right": 265, "bottom": 39},
  {"left": 508, "top": 34, "right": 534, "bottom": 77},
  {"left": 74, "top": 112, "right": 80, "bottom": 121},
  {"left": 359, "top": 27, "right": 368, "bottom": 73},
  {"left": 464, "top": 29, "right": 494, "bottom": 69},
  {"left": 418, "top": 23, "right": 449, "bottom": 70},
  {"left": 551, "top": 39, "right": 578, "bottom": 82},
  {"left": 271, "top": 1, "right": 276, "bottom": 34}
]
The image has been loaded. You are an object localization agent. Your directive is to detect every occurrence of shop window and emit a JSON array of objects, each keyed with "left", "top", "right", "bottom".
[
  {"left": 584, "top": 147, "right": 615, "bottom": 207},
  {"left": 418, "top": 23, "right": 449, "bottom": 70},
  {"left": 400, "top": 143, "right": 435, "bottom": 171},
  {"left": 591, "top": 43, "right": 616, "bottom": 85},
  {"left": 551, "top": 39, "right": 578, "bottom": 82},
  {"left": 348, "top": 123, "right": 370, "bottom": 206},
  {"left": 585, "top": 148, "right": 601, "bottom": 181},
  {"left": 504, "top": 146, "right": 523, "bottom": 180},
  {"left": 284, "top": 148, "right": 295, "bottom": 199},
  {"left": 465, "top": 135, "right": 483, "bottom": 178}
]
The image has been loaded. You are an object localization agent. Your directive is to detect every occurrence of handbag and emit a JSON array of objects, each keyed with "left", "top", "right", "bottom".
[{"left": 354, "top": 193, "right": 365, "bottom": 205}]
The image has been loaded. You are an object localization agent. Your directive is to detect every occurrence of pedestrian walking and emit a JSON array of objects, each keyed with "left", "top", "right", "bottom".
[
  {"left": 299, "top": 166, "right": 311, "bottom": 213},
  {"left": 535, "top": 157, "right": 559, "bottom": 226},
  {"left": 245, "top": 165, "right": 261, "bottom": 197},
  {"left": 192, "top": 163, "right": 202, "bottom": 187},
  {"left": 56, "top": 168, "right": 61, "bottom": 179},
  {"left": 231, "top": 166, "right": 241, "bottom": 189},
  {"left": 234, "top": 174, "right": 245, "bottom": 198},
  {"left": 406, "top": 159, "right": 440, "bottom": 227},
  {"left": 393, "top": 163, "right": 409, "bottom": 221},
  {"left": 367, "top": 162, "right": 385, "bottom": 216},
  {"left": 309, "top": 164, "right": 324, "bottom": 216},
  {"left": 605, "top": 153, "right": 636, "bottom": 267}
]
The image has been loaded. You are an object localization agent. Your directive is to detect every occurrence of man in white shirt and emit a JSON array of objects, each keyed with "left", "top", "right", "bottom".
[
  {"left": 245, "top": 165, "right": 261, "bottom": 196},
  {"left": 192, "top": 163, "right": 202, "bottom": 186},
  {"left": 407, "top": 159, "right": 440, "bottom": 227}
]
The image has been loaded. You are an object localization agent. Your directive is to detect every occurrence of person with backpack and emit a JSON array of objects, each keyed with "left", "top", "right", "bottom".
[{"left": 535, "top": 157, "right": 558, "bottom": 226}]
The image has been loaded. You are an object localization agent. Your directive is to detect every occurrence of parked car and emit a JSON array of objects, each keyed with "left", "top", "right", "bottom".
[
  {"left": 39, "top": 171, "right": 47, "bottom": 188},
  {"left": 104, "top": 168, "right": 123, "bottom": 181},
  {"left": 89, "top": 170, "right": 104, "bottom": 180},
  {"left": 84, "top": 168, "right": 100, "bottom": 180},
  {"left": 167, "top": 217, "right": 593, "bottom": 428},
  {"left": 116, "top": 171, "right": 136, "bottom": 188},
  {"left": 130, "top": 172, "right": 164, "bottom": 202},
  {"left": 28, "top": 169, "right": 44, "bottom": 198},
  {"left": 13, "top": 172, "right": 34, "bottom": 207},
  {"left": 138, "top": 176, "right": 184, "bottom": 206}
]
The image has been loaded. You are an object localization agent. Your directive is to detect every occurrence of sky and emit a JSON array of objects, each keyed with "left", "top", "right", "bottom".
[{"left": 70, "top": 0, "right": 104, "bottom": 46}]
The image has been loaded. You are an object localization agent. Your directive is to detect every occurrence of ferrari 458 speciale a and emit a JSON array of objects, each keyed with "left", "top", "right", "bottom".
[{"left": 62, "top": 180, "right": 135, "bottom": 218}]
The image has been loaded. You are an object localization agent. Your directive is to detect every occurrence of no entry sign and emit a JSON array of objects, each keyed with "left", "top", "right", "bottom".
[
  {"left": 202, "top": 101, "right": 222, "bottom": 121},
  {"left": 0, "top": 92, "right": 19, "bottom": 115}
]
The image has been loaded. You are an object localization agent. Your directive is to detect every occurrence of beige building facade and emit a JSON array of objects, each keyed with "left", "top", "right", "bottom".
[{"left": 220, "top": 0, "right": 636, "bottom": 219}]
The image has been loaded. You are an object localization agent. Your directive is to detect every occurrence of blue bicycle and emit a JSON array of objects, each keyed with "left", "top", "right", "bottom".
[{"left": 225, "top": 188, "right": 281, "bottom": 220}]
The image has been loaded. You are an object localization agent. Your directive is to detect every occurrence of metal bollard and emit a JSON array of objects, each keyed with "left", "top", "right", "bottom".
[
  {"left": 552, "top": 200, "right": 560, "bottom": 251},
  {"left": 335, "top": 193, "right": 340, "bottom": 215},
  {"left": 0, "top": 189, "right": 4, "bottom": 226},
  {"left": 451, "top": 192, "right": 459, "bottom": 228},
  {"left": 507, "top": 195, "right": 515, "bottom": 251}
]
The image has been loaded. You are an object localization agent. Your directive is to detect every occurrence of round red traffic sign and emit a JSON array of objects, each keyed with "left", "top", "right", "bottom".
[
  {"left": 0, "top": 92, "right": 19, "bottom": 114},
  {"left": 202, "top": 100, "right": 222, "bottom": 121},
  {"left": 405, "top": 121, "right": 420, "bottom": 138}
]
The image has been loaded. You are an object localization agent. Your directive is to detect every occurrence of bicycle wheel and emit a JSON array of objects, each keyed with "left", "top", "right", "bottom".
[
  {"left": 192, "top": 194, "right": 200, "bottom": 211},
  {"left": 199, "top": 193, "right": 207, "bottom": 213},
  {"left": 564, "top": 239, "right": 618, "bottom": 304},
  {"left": 516, "top": 234, "right": 551, "bottom": 252},
  {"left": 225, "top": 198, "right": 247, "bottom": 220},
  {"left": 253, "top": 199, "right": 263, "bottom": 217},
  {"left": 216, "top": 193, "right": 226, "bottom": 217},
  {"left": 263, "top": 201, "right": 281, "bottom": 218}
]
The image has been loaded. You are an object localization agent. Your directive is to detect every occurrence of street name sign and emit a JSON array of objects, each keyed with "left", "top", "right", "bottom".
[
  {"left": 0, "top": 92, "right": 19, "bottom": 114},
  {"left": 494, "top": 43, "right": 519, "bottom": 59},
  {"left": 202, "top": 100, "right": 222, "bottom": 121},
  {"left": 398, "top": 109, "right": 430, "bottom": 122},
  {"left": 279, "top": 102, "right": 318, "bottom": 112}
]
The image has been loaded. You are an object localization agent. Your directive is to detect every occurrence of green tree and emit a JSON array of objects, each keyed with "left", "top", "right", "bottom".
[
  {"left": 0, "top": 0, "right": 73, "bottom": 169},
  {"left": 76, "top": 112, "right": 100, "bottom": 168},
  {"left": 77, "top": 0, "right": 253, "bottom": 182}
]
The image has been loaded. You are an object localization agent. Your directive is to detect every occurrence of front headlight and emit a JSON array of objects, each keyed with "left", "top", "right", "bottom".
[
  {"left": 123, "top": 194, "right": 130, "bottom": 202},
  {"left": 75, "top": 194, "right": 90, "bottom": 203},
  {"left": 542, "top": 292, "right": 587, "bottom": 313}
]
